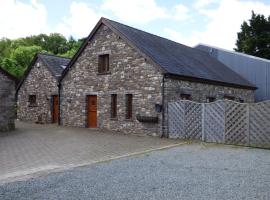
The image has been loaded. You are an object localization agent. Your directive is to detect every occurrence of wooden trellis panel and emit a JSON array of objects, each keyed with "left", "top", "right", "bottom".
[
  {"left": 168, "top": 100, "right": 270, "bottom": 149},
  {"left": 168, "top": 101, "right": 185, "bottom": 139},
  {"left": 225, "top": 101, "right": 249, "bottom": 145},
  {"left": 249, "top": 101, "right": 270, "bottom": 148},
  {"left": 204, "top": 101, "right": 225, "bottom": 143},
  {"left": 185, "top": 102, "right": 202, "bottom": 140},
  {"left": 168, "top": 101, "right": 202, "bottom": 139}
]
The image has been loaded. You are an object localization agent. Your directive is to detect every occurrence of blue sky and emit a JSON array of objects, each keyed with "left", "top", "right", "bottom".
[{"left": 1, "top": 0, "right": 270, "bottom": 50}]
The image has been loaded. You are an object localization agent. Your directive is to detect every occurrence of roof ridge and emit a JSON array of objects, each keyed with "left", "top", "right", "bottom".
[
  {"left": 104, "top": 18, "right": 195, "bottom": 50},
  {"left": 38, "top": 53, "right": 71, "bottom": 60},
  {"left": 196, "top": 43, "right": 270, "bottom": 63}
]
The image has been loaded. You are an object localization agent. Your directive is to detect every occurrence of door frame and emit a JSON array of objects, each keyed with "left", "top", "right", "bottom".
[{"left": 86, "top": 94, "right": 98, "bottom": 128}]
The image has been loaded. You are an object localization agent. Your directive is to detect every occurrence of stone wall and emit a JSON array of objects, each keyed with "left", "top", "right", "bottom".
[
  {"left": 61, "top": 24, "right": 164, "bottom": 136},
  {"left": 0, "top": 72, "right": 15, "bottom": 131},
  {"left": 164, "top": 78, "right": 255, "bottom": 103},
  {"left": 17, "top": 59, "right": 59, "bottom": 123}
]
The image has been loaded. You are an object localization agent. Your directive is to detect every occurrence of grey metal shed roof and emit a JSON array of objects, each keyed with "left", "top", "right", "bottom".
[
  {"left": 38, "top": 54, "right": 70, "bottom": 77},
  {"left": 195, "top": 44, "right": 270, "bottom": 101},
  {"left": 105, "top": 19, "right": 255, "bottom": 89}
]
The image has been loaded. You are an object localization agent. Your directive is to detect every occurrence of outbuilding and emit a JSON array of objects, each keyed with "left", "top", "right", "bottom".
[
  {"left": 17, "top": 53, "right": 70, "bottom": 123},
  {"left": 0, "top": 67, "right": 17, "bottom": 131},
  {"left": 60, "top": 18, "right": 256, "bottom": 136}
]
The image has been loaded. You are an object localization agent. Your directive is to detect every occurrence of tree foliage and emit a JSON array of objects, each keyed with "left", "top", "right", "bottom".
[
  {"left": 235, "top": 11, "right": 270, "bottom": 59},
  {"left": 0, "top": 34, "right": 84, "bottom": 78}
]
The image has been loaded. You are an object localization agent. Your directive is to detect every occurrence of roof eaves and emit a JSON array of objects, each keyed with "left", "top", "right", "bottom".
[{"left": 165, "top": 73, "right": 257, "bottom": 90}]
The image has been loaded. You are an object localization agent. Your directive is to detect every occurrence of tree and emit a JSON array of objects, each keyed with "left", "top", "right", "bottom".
[
  {"left": 0, "top": 33, "right": 84, "bottom": 77},
  {"left": 235, "top": 11, "right": 270, "bottom": 59}
]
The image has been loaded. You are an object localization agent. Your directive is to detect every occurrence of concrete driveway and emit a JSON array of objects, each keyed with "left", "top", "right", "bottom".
[
  {"left": 0, "top": 121, "right": 181, "bottom": 183},
  {"left": 0, "top": 143, "right": 269, "bottom": 200}
]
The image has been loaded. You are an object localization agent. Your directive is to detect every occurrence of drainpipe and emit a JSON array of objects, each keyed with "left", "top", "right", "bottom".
[
  {"left": 57, "top": 81, "right": 61, "bottom": 126},
  {"left": 161, "top": 74, "right": 165, "bottom": 138}
]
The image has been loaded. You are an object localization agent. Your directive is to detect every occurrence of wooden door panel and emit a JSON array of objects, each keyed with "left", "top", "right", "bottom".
[
  {"left": 87, "top": 95, "right": 97, "bottom": 128},
  {"left": 52, "top": 95, "right": 59, "bottom": 123}
]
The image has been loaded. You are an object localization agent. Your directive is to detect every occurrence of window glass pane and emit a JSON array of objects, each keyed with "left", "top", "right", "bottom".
[
  {"left": 111, "top": 94, "right": 117, "bottom": 118},
  {"left": 126, "top": 94, "right": 132, "bottom": 119},
  {"left": 180, "top": 93, "right": 191, "bottom": 100}
]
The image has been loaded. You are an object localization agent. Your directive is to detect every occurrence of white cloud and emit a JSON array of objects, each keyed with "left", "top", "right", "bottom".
[
  {"left": 55, "top": 2, "right": 103, "bottom": 38},
  {"left": 0, "top": 0, "right": 48, "bottom": 39},
  {"left": 173, "top": 4, "right": 190, "bottom": 21},
  {"left": 101, "top": 0, "right": 168, "bottom": 24},
  {"left": 166, "top": 0, "right": 270, "bottom": 50},
  {"left": 194, "top": 0, "right": 218, "bottom": 10}
]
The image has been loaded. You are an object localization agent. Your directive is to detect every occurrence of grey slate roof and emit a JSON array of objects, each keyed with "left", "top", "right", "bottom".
[
  {"left": 38, "top": 54, "right": 70, "bottom": 77},
  {"left": 0, "top": 66, "right": 17, "bottom": 82},
  {"left": 105, "top": 19, "right": 255, "bottom": 89},
  {"left": 62, "top": 17, "right": 255, "bottom": 89},
  {"left": 16, "top": 53, "right": 70, "bottom": 93}
]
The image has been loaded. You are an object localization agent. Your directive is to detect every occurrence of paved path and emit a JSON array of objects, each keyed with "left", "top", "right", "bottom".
[
  {"left": 0, "top": 143, "right": 269, "bottom": 200},
  {"left": 0, "top": 121, "right": 180, "bottom": 183}
]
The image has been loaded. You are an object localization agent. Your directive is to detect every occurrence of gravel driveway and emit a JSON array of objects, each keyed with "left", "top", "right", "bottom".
[{"left": 1, "top": 143, "right": 269, "bottom": 200}]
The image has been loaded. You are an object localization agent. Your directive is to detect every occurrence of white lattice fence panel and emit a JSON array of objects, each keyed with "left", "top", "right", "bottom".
[
  {"left": 225, "top": 101, "right": 249, "bottom": 145},
  {"left": 249, "top": 101, "right": 270, "bottom": 148},
  {"left": 204, "top": 101, "right": 225, "bottom": 143},
  {"left": 185, "top": 102, "right": 202, "bottom": 140},
  {"left": 168, "top": 101, "right": 185, "bottom": 138}
]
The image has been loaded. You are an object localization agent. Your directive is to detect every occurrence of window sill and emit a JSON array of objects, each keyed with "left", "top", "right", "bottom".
[
  {"left": 97, "top": 72, "right": 111, "bottom": 75},
  {"left": 28, "top": 105, "right": 38, "bottom": 108},
  {"left": 124, "top": 118, "right": 133, "bottom": 122}
]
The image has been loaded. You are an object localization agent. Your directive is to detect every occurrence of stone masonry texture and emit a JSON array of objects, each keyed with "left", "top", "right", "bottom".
[
  {"left": 0, "top": 71, "right": 15, "bottom": 132},
  {"left": 61, "top": 23, "right": 255, "bottom": 136},
  {"left": 61, "top": 24, "right": 164, "bottom": 136},
  {"left": 17, "top": 59, "right": 59, "bottom": 123}
]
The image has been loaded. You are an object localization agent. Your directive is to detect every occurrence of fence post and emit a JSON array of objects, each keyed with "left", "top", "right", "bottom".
[
  {"left": 223, "top": 101, "right": 226, "bottom": 144},
  {"left": 201, "top": 104, "right": 205, "bottom": 142},
  {"left": 247, "top": 103, "right": 250, "bottom": 146}
]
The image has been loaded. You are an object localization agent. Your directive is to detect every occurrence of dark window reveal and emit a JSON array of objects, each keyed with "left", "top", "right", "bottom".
[
  {"left": 28, "top": 95, "right": 37, "bottom": 106},
  {"left": 125, "top": 94, "right": 133, "bottom": 119},
  {"left": 206, "top": 97, "right": 216, "bottom": 103},
  {"left": 111, "top": 94, "right": 117, "bottom": 118},
  {"left": 224, "top": 95, "right": 235, "bottom": 101},
  {"left": 98, "top": 54, "right": 109, "bottom": 73},
  {"left": 180, "top": 93, "right": 192, "bottom": 100}
]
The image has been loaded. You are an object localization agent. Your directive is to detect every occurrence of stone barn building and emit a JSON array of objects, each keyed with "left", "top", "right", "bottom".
[
  {"left": 60, "top": 18, "right": 256, "bottom": 136},
  {"left": 17, "top": 53, "right": 70, "bottom": 124},
  {"left": 0, "top": 67, "right": 17, "bottom": 131}
]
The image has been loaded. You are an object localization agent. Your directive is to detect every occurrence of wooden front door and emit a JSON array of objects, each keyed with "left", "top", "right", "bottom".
[
  {"left": 87, "top": 95, "right": 97, "bottom": 128},
  {"left": 52, "top": 95, "right": 59, "bottom": 123}
]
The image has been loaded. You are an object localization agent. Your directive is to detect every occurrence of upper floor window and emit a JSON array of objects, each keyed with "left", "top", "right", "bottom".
[
  {"left": 28, "top": 95, "right": 37, "bottom": 106},
  {"left": 98, "top": 54, "right": 109, "bottom": 73},
  {"left": 180, "top": 93, "right": 192, "bottom": 100}
]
